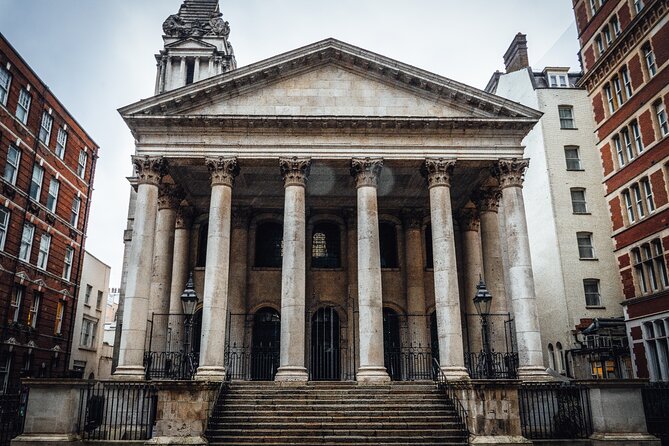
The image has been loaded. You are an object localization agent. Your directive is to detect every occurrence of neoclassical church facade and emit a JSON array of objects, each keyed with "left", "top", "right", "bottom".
[{"left": 114, "top": 0, "right": 549, "bottom": 384}]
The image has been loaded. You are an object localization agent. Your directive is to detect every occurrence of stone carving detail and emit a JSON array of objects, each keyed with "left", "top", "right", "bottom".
[
  {"left": 163, "top": 11, "right": 231, "bottom": 38},
  {"left": 474, "top": 188, "right": 502, "bottom": 213},
  {"left": 205, "top": 157, "right": 239, "bottom": 187},
  {"left": 280, "top": 157, "right": 311, "bottom": 187},
  {"left": 175, "top": 206, "right": 194, "bottom": 229},
  {"left": 401, "top": 208, "right": 424, "bottom": 230},
  {"left": 132, "top": 156, "right": 167, "bottom": 186},
  {"left": 350, "top": 158, "right": 383, "bottom": 188},
  {"left": 492, "top": 158, "right": 530, "bottom": 189},
  {"left": 459, "top": 207, "right": 480, "bottom": 232},
  {"left": 422, "top": 158, "right": 456, "bottom": 188},
  {"left": 158, "top": 185, "right": 184, "bottom": 210},
  {"left": 231, "top": 206, "right": 252, "bottom": 229},
  {"left": 209, "top": 13, "right": 231, "bottom": 37}
]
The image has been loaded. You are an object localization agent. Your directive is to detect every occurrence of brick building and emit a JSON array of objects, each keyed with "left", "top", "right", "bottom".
[
  {"left": 572, "top": 0, "right": 669, "bottom": 380},
  {"left": 0, "top": 33, "right": 99, "bottom": 391}
]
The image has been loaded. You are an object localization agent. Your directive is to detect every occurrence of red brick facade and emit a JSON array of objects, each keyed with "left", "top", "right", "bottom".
[{"left": 0, "top": 33, "right": 98, "bottom": 390}]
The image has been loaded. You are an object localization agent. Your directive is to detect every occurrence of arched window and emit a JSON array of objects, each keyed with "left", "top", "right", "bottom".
[
  {"left": 556, "top": 342, "right": 565, "bottom": 374},
  {"left": 196, "top": 223, "right": 208, "bottom": 267},
  {"left": 547, "top": 343, "right": 555, "bottom": 370},
  {"left": 425, "top": 224, "right": 433, "bottom": 269},
  {"left": 255, "top": 222, "right": 283, "bottom": 268},
  {"left": 311, "top": 222, "right": 340, "bottom": 268},
  {"left": 379, "top": 222, "right": 398, "bottom": 268}
]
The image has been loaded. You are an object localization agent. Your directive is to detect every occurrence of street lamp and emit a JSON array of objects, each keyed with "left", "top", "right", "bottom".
[
  {"left": 180, "top": 272, "right": 198, "bottom": 356},
  {"left": 473, "top": 278, "right": 494, "bottom": 378}
]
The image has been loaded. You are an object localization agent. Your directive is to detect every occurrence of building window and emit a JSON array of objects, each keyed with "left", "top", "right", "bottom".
[
  {"left": 38, "top": 112, "right": 53, "bottom": 145},
  {"left": 564, "top": 146, "right": 582, "bottom": 170},
  {"left": 379, "top": 222, "right": 399, "bottom": 268},
  {"left": 0, "top": 206, "right": 9, "bottom": 251},
  {"left": 548, "top": 73, "right": 568, "bottom": 88},
  {"left": 590, "top": 0, "right": 598, "bottom": 15},
  {"left": 27, "top": 293, "right": 41, "bottom": 329},
  {"left": 19, "top": 223, "right": 34, "bottom": 262},
  {"left": 643, "top": 43, "right": 657, "bottom": 77},
  {"left": 643, "top": 319, "right": 668, "bottom": 381},
  {"left": 0, "top": 66, "right": 10, "bottom": 106},
  {"left": 571, "top": 188, "right": 587, "bottom": 213},
  {"left": 623, "top": 190, "right": 635, "bottom": 223},
  {"left": 641, "top": 178, "right": 655, "bottom": 213},
  {"left": 255, "top": 222, "right": 283, "bottom": 268},
  {"left": 70, "top": 196, "right": 81, "bottom": 228},
  {"left": 634, "top": 0, "right": 645, "bottom": 14},
  {"left": 77, "top": 150, "right": 87, "bottom": 178},
  {"left": 584, "top": 279, "right": 601, "bottom": 306},
  {"left": 0, "top": 354, "right": 11, "bottom": 394},
  {"left": 654, "top": 101, "right": 668, "bottom": 137},
  {"left": 63, "top": 247, "right": 74, "bottom": 281},
  {"left": 633, "top": 240, "right": 669, "bottom": 295},
  {"left": 15, "top": 89, "right": 31, "bottom": 125},
  {"left": 36, "top": 234, "right": 51, "bottom": 271},
  {"left": 54, "top": 301, "right": 64, "bottom": 335},
  {"left": 596, "top": 36, "right": 604, "bottom": 56},
  {"left": 80, "top": 318, "right": 98, "bottom": 349},
  {"left": 611, "top": 15, "right": 621, "bottom": 36},
  {"left": 548, "top": 343, "right": 555, "bottom": 369},
  {"left": 96, "top": 290, "right": 103, "bottom": 309},
  {"left": 3, "top": 145, "right": 20, "bottom": 186},
  {"left": 9, "top": 286, "right": 23, "bottom": 323},
  {"left": 632, "top": 184, "right": 645, "bottom": 219},
  {"left": 602, "top": 25, "right": 612, "bottom": 46},
  {"left": 559, "top": 106, "right": 575, "bottom": 129},
  {"left": 46, "top": 178, "right": 59, "bottom": 213},
  {"left": 84, "top": 284, "right": 92, "bottom": 305},
  {"left": 613, "top": 76, "right": 624, "bottom": 106},
  {"left": 631, "top": 120, "right": 644, "bottom": 152},
  {"left": 55, "top": 128, "right": 67, "bottom": 159},
  {"left": 622, "top": 129, "right": 634, "bottom": 161},
  {"left": 621, "top": 66, "right": 633, "bottom": 98},
  {"left": 604, "top": 84, "right": 615, "bottom": 113},
  {"left": 29, "top": 164, "right": 44, "bottom": 202},
  {"left": 614, "top": 136, "right": 625, "bottom": 167},
  {"left": 577, "top": 232, "right": 595, "bottom": 259},
  {"left": 556, "top": 342, "right": 565, "bottom": 374},
  {"left": 311, "top": 222, "right": 341, "bottom": 268}
]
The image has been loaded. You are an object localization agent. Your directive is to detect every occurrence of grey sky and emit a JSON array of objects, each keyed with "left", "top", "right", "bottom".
[{"left": 0, "top": 0, "right": 580, "bottom": 286}]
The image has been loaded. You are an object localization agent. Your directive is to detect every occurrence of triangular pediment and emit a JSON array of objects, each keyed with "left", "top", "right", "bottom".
[
  {"left": 165, "top": 38, "right": 217, "bottom": 51},
  {"left": 121, "top": 38, "right": 541, "bottom": 122}
]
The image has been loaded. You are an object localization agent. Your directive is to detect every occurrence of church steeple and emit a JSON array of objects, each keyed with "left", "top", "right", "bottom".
[{"left": 155, "top": 0, "right": 236, "bottom": 94}]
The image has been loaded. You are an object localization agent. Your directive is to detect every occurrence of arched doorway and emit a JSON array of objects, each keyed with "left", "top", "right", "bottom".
[
  {"left": 310, "top": 307, "right": 340, "bottom": 381},
  {"left": 251, "top": 308, "right": 280, "bottom": 381},
  {"left": 383, "top": 308, "right": 402, "bottom": 381}
]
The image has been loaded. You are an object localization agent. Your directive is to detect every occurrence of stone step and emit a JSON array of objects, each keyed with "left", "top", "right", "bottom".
[
  {"left": 211, "top": 403, "right": 453, "bottom": 411},
  {"left": 210, "top": 414, "right": 461, "bottom": 423},
  {"left": 209, "top": 421, "right": 462, "bottom": 430},
  {"left": 209, "top": 409, "right": 457, "bottom": 419},
  {"left": 205, "top": 435, "right": 467, "bottom": 444}
]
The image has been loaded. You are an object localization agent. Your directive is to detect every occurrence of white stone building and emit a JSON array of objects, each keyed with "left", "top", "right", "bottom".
[{"left": 486, "top": 34, "right": 627, "bottom": 379}]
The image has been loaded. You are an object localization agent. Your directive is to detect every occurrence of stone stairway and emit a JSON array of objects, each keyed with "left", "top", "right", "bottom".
[{"left": 205, "top": 381, "right": 469, "bottom": 445}]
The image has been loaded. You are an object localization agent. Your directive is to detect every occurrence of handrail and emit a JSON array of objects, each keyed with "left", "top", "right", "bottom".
[{"left": 433, "top": 358, "right": 470, "bottom": 436}]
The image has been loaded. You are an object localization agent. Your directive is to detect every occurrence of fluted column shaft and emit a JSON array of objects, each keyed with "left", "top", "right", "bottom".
[
  {"left": 167, "top": 206, "right": 193, "bottom": 351},
  {"left": 424, "top": 158, "right": 469, "bottom": 380},
  {"left": 493, "top": 159, "right": 547, "bottom": 381},
  {"left": 275, "top": 157, "right": 311, "bottom": 382},
  {"left": 196, "top": 157, "right": 239, "bottom": 381},
  {"left": 402, "top": 210, "right": 429, "bottom": 347},
  {"left": 115, "top": 156, "right": 166, "bottom": 379},
  {"left": 351, "top": 158, "right": 390, "bottom": 384}
]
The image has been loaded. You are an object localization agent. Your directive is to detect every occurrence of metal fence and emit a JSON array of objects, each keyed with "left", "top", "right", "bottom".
[
  {"left": 519, "top": 382, "right": 593, "bottom": 439},
  {"left": 0, "top": 386, "right": 28, "bottom": 446},
  {"left": 144, "top": 351, "right": 198, "bottom": 381},
  {"left": 384, "top": 346, "right": 436, "bottom": 381},
  {"left": 78, "top": 382, "right": 157, "bottom": 441},
  {"left": 642, "top": 382, "right": 669, "bottom": 445},
  {"left": 433, "top": 358, "right": 469, "bottom": 436},
  {"left": 465, "top": 352, "right": 518, "bottom": 379},
  {"left": 225, "top": 343, "right": 280, "bottom": 381}
]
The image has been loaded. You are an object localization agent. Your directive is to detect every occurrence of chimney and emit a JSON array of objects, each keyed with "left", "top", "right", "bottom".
[{"left": 503, "top": 33, "right": 529, "bottom": 73}]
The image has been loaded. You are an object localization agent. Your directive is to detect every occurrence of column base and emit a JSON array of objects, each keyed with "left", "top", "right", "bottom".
[
  {"left": 517, "top": 366, "right": 553, "bottom": 382},
  {"left": 112, "top": 365, "right": 146, "bottom": 381},
  {"left": 590, "top": 433, "right": 661, "bottom": 446},
  {"left": 356, "top": 366, "right": 391, "bottom": 384},
  {"left": 440, "top": 366, "right": 470, "bottom": 381},
  {"left": 274, "top": 366, "right": 308, "bottom": 382},
  {"left": 146, "top": 436, "right": 208, "bottom": 445},
  {"left": 470, "top": 435, "right": 532, "bottom": 445},
  {"left": 195, "top": 366, "right": 226, "bottom": 382},
  {"left": 11, "top": 434, "right": 81, "bottom": 445}
]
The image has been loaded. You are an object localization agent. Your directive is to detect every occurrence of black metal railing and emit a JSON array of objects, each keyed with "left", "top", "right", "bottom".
[
  {"left": 642, "top": 382, "right": 669, "bottom": 445},
  {"left": 519, "top": 382, "right": 593, "bottom": 439},
  {"left": 0, "top": 386, "right": 28, "bottom": 446},
  {"left": 433, "top": 358, "right": 469, "bottom": 436},
  {"left": 78, "top": 382, "right": 157, "bottom": 441},
  {"left": 143, "top": 351, "right": 198, "bottom": 380},
  {"left": 225, "top": 344, "right": 280, "bottom": 381},
  {"left": 385, "top": 347, "right": 436, "bottom": 381},
  {"left": 309, "top": 346, "right": 355, "bottom": 381},
  {"left": 465, "top": 352, "right": 518, "bottom": 379}
]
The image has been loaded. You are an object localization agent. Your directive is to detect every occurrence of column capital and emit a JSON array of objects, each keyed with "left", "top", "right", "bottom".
[
  {"left": 401, "top": 208, "right": 424, "bottom": 230},
  {"left": 132, "top": 156, "right": 167, "bottom": 186},
  {"left": 279, "top": 157, "right": 311, "bottom": 187},
  {"left": 157, "top": 184, "right": 184, "bottom": 210},
  {"left": 231, "top": 206, "right": 252, "bottom": 229},
  {"left": 350, "top": 158, "right": 383, "bottom": 188},
  {"left": 474, "top": 188, "right": 502, "bottom": 213},
  {"left": 492, "top": 158, "right": 530, "bottom": 189},
  {"left": 175, "top": 206, "right": 194, "bottom": 229},
  {"left": 422, "top": 158, "right": 456, "bottom": 188},
  {"left": 458, "top": 207, "right": 480, "bottom": 232},
  {"left": 206, "top": 157, "right": 239, "bottom": 187}
]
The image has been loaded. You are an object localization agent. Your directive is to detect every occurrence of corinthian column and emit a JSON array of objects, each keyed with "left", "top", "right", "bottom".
[
  {"left": 148, "top": 185, "right": 182, "bottom": 354},
  {"left": 115, "top": 156, "right": 166, "bottom": 380},
  {"left": 423, "top": 158, "right": 468, "bottom": 380},
  {"left": 167, "top": 205, "right": 193, "bottom": 351},
  {"left": 351, "top": 158, "right": 390, "bottom": 384},
  {"left": 227, "top": 207, "right": 251, "bottom": 348},
  {"left": 401, "top": 209, "right": 429, "bottom": 347},
  {"left": 275, "top": 157, "right": 311, "bottom": 382},
  {"left": 493, "top": 158, "right": 548, "bottom": 381},
  {"left": 196, "top": 157, "right": 239, "bottom": 381},
  {"left": 459, "top": 206, "right": 483, "bottom": 353}
]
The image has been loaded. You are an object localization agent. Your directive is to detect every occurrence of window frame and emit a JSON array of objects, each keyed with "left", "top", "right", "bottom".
[
  {"left": 559, "top": 106, "right": 575, "bottom": 129},
  {"left": 564, "top": 146, "right": 582, "bottom": 170},
  {"left": 621, "top": 66, "right": 633, "bottom": 98},
  {"left": 15, "top": 89, "right": 31, "bottom": 125},
  {"left": 641, "top": 178, "right": 655, "bottom": 213},
  {"left": 77, "top": 150, "right": 87, "bottom": 178},
  {"left": 29, "top": 164, "right": 44, "bottom": 202},
  {"left": 27, "top": 293, "right": 41, "bottom": 329},
  {"left": 38, "top": 112, "right": 53, "bottom": 145},
  {"left": 3, "top": 145, "right": 21, "bottom": 185},
  {"left": 54, "top": 301, "right": 64, "bottom": 335},
  {"left": 63, "top": 247, "right": 74, "bottom": 281},
  {"left": 577, "top": 232, "right": 596, "bottom": 259},
  {"left": 46, "top": 178, "right": 59, "bottom": 213},
  {"left": 583, "top": 279, "right": 602, "bottom": 307},
  {"left": 623, "top": 189, "right": 635, "bottom": 223},
  {"left": 70, "top": 196, "right": 81, "bottom": 228},
  {"left": 36, "top": 233, "right": 51, "bottom": 271},
  {"left": 0, "top": 66, "right": 11, "bottom": 106},
  {"left": 643, "top": 43, "right": 657, "bottom": 77},
  {"left": 0, "top": 206, "right": 9, "bottom": 251},
  {"left": 9, "top": 286, "right": 23, "bottom": 323},
  {"left": 55, "top": 128, "right": 67, "bottom": 159},
  {"left": 570, "top": 188, "right": 588, "bottom": 214},
  {"left": 18, "top": 223, "right": 34, "bottom": 263},
  {"left": 655, "top": 101, "right": 668, "bottom": 137},
  {"left": 604, "top": 84, "right": 615, "bottom": 114},
  {"left": 631, "top": 120, "right": 644, "bottom": 152}
]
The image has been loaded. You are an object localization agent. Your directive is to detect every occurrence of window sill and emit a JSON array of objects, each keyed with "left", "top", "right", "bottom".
[
  {"left": 573, "top": 212, "right": 592, "bottom": 216},
  {"left": 566, "top": 169, "right": 585, "bottom": 172},
  {"left": 579, "top": 258, "right": 599, "bottom": 261},
  {"left": 560, "top": 127, "right": 579, "bottom": 131},
  {"left": 586, "top": 306, "right": 606, "bottom": 310}
]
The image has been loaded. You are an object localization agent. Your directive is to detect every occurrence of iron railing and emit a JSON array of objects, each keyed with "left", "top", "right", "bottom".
[
  {"left": 143, "top": 351, "right": 198, "bottom": 380},
  {"left": 78, "top": 382, "right": 157, "bottom": 441},
  {"left": 519, "top": 382, "right": 592, "bottom": 439},
  {"left": 432, "top": 358, "right": 469, "bottom": 435},
  {"left": 309, "top": 346, "right": 355, "bottom": 381},
  {"left": 0, "top": 386, "right": 28, "bottom": 446},
  {"left": 225, "top": 344, "right": 280, "bottom": 381},
  {"left": 642, "top": 382, "right": 669, "bottom": 445},
  {"left": 385, "top": 347, "right": 436, "bottom": 381},
  {"left": 465, "top": 352, "right": 518, "bottom": 379}
]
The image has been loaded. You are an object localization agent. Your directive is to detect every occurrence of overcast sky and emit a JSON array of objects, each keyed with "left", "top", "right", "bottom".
[{"left": 0, "top": 0, "right": 580, "bottom": 286}]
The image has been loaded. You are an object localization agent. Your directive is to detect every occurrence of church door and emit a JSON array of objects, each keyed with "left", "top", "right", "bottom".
[
  {"left": 251, "top": 308, "right": 280, "bottom": 381},
  {"left": 310, "top": 307, "right": 341, "bottom": 381},
  {"left": 383, "top": 308, "right": 402, "bottom": 381}
]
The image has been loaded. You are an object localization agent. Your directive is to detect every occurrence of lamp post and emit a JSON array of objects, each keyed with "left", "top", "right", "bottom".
[
  {"left": 473, "top": 278, "right": 494, "bottom": 378},
  {"left": 180, "top": 273, "right": 199, "bottom": 357}
]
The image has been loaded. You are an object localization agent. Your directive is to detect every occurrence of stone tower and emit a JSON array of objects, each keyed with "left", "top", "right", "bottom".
[{"left": 154, "top": 0, "right": 236, "bottom": 94}]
